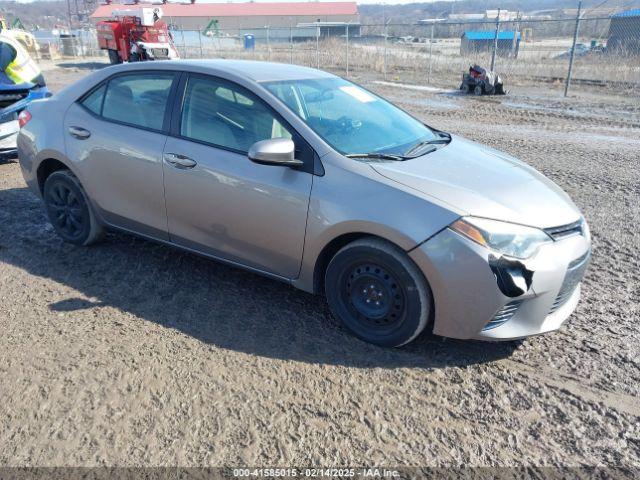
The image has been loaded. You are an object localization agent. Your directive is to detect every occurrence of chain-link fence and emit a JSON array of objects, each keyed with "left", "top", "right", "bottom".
[{"left": 53, "top": 14, "right": 640, "bottom": 96}]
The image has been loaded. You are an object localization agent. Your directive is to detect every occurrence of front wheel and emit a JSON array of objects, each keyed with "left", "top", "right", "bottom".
[
  {"left": 325, "top": 238, "right": 433, "bottom": 347},
  {"left": 474, "top": 85, "right": 483, "bottom": 96}
]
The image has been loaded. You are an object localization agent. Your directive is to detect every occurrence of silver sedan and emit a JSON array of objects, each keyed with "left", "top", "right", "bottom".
[{"left": 17, "top": 60, "right": 591, "bottom": 347}]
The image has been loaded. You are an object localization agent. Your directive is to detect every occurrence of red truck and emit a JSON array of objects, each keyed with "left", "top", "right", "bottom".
[{"left": 96, "top": 6, "right": 179, "bottom": 64}]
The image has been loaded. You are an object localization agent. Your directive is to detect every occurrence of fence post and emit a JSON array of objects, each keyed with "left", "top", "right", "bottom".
[
  {"left": 290, "top": 26, "right": 293, "bottom": 64},
  {"left": 383, "top": 21, "right": 388, "bottom": 80},
  {"left": 428, "top": 22, "right": 434, "bottom": 84},
  {"left": 346, "top": 23, "right": 350, "bottom": 75},
  {"left": 266, "top": 26, "right": 271, "bottom": 61},
  {"left": 198, "top": 30, "right": 203, "bottom": 58},
  {"left": 490, "top": 8, "right": 501, "bottom": 72},
  {"left": 316, "top": 24, "right": 320, "bottom": 68},
  {"left": 564, "top": 0, "right": 583, "bottom": 97}
]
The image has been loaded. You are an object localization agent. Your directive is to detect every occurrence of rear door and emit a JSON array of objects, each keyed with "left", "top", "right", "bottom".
[
  {"left": 64, "top": 71, "right": 177, "bottom": 239},
  {"left": 161, "top": 74, "right": 313, "bottom": 278}
]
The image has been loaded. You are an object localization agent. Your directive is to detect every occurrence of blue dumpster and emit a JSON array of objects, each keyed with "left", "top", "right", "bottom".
[{"left": 244, "top": 34, "right": 255, "bottom": 50}]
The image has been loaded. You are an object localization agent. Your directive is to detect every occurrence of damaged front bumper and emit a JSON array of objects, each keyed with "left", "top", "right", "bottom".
[{"left": 409, "top": 227, "right": 591, "bottom": 340}]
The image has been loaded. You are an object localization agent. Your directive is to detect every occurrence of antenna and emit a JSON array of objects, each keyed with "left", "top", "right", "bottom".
[{"left": 66, "top": 0, "right": 101, "bottom": 29}]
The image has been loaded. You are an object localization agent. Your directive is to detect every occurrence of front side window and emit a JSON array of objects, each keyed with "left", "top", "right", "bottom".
[
  {"left": 100, "top": 73, "right": 174, "bottom": 131},
  {"left": 263, "top": 77, "right": 439, "bottom": 156},
  {"left": 180, "top": 76, "right": 292, "bottom": 152}
]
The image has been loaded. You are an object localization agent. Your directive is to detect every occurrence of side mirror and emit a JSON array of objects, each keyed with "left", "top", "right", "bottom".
[{"left": 248, "top": 138, "right": 303, "bottom": 167}]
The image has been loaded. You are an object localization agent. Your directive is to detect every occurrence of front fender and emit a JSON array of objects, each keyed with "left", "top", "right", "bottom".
[{"left": 293, "top": 160, "right": 459, "bottom": 293}]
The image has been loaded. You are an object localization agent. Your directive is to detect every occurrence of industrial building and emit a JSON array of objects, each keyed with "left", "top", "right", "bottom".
[
  {"left": 91, "top": 1, "right": 359, "bottom": 33},
  {"left": 608, "top": 9, "right": 640, "bottom": 54},
  {"left": 460, "top": 31, "right": 521, "bottom": 57}
]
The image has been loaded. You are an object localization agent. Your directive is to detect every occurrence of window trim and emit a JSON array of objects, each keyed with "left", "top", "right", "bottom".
[
  {"left": 169, "top": 72, "right": 318, "bottom": 174},
  {"left": 76, "top": 70, "right": 180, "bottom": 135}
]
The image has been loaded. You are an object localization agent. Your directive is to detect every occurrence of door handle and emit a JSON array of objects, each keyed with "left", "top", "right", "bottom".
[
  {"left": 68, "top": 126, "right": 91, "bottom": 139},
  {"left": 164, "top": 153, "right": 197, "bottom": 169}
]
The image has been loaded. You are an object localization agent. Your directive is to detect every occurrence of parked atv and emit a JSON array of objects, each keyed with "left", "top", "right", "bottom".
[
  {"left": 0, "top": 82, "right": 51, "bottom": 160},
  {"left": 460, "top": 64, "right": 506, "bottom": 96}
]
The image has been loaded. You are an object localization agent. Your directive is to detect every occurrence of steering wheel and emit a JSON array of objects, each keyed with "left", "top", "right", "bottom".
[{"left": 325, "top": 115, "right": 362, "bottom": 135}]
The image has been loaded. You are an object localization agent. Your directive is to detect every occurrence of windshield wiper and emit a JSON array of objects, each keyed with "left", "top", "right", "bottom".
[
  {"left": 404, "top": 132, "right": 452, "bottom": 157},
  {"left": 345, "top": 152, "right": 407, "bottom": 161}
]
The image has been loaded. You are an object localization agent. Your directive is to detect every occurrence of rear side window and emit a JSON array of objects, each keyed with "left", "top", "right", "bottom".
[
  {"left": 98, "top": 73, "right": 174, "bottom": 131},
  {"left": 81, "top": 84, "right": 106, "bottom": 115}
]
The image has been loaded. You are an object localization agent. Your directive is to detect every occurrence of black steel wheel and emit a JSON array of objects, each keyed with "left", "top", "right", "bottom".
[
  {"left": 325, "top": 238, "right": 433, "bottom": 347},
  {"left": 43, "top": 170, "right": 103, "bottom": 246}
]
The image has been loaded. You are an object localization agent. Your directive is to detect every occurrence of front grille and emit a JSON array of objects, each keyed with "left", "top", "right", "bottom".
[
  {"left": 549, "top": 250, "right": 591, "bottom": 314},
  {"left": 544, "top": 219, "right": 584, "bottom": 241},
  {"left": 150, "top": 48, "right": 169, "bottom": 59},
  {"left": 483, "top": 300, "right": 523, "bottom": 331}
]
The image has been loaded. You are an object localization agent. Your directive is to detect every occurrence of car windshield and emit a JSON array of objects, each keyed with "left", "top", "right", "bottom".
[{"left": 262, "top": 77, "right": 440, "bottom": 157}]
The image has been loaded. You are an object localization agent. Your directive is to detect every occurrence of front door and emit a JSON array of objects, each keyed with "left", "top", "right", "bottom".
[
  {"left": 162, "top": 74, "right": 313, "bottom": 278},
  {"left": 64, "top": 72, "right": 177, "bottom": 239}
]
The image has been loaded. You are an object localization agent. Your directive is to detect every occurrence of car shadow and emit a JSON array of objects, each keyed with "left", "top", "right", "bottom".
[{"left": 0, "top": 186, "right": 522, "bottom": 369}]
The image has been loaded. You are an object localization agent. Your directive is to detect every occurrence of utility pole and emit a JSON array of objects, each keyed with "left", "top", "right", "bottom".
[
  {"left": 564, "top": 0, "right": 583, "bottom": 97},
  {"left": 511, "top": 11, "right": 521, "bottom": 58}
]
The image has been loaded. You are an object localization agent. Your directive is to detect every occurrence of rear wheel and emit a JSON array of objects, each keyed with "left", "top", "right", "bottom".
[
  {"left": 461, "top": 83, "right": 470, "bottom": 94},
  {"left": 108, "top": 49, "right": 121, "bottom": 65},
  {"left": 43, "top": 170, "right": 103, "bottom": 246},
  {"left": 325, "top": 238, "right": 433, "bottom": 347}
]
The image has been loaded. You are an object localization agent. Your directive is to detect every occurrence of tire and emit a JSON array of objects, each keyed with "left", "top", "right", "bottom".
[
  {"left": 43, "top": 170, "right": 104, "bottom": 246},
  {"left": 324, "top": 238, "right": 433, "bottom": 347},
  {"left": 108, "top": 49, "right": 121, "bottom": 65},
  {"left": 474, "top": 85, "right": 483, "bottom": 96},
  {"left": 461, "top": 83, "right": 470, "bottom": 94}
]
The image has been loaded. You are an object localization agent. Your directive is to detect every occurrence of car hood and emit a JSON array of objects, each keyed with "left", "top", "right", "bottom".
[{"left": 371, "top": 135, "right": 581, "bottom": 229}]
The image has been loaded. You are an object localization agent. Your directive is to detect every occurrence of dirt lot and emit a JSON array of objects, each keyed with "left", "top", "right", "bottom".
[{"left": 0, "top": 60, "right": 639, "bottom": 469}]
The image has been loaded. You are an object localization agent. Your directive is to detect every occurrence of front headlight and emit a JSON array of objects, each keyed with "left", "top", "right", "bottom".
[{"left": 450, "top": 216, "right": 552, "bottom": 259}]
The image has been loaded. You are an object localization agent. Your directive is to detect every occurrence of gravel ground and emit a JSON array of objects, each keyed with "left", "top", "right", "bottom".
[{"left": 0, "top": 60, "right": 638, "bottom": 469}]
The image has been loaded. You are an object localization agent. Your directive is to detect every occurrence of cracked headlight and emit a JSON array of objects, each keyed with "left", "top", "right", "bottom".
[{"left": 450, "top": 216, "right": 552, "bottom": 259}]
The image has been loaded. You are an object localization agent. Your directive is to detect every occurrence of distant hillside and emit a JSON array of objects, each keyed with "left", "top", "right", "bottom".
[
  {"left": 359, "top": 0, "right": 640, "bottom": 25},
  {"left": 1, "top": 0, "right": 639, "bottom": 30},
  {"left": 0, "top": 1, "right": 67, "bottom": 30}
]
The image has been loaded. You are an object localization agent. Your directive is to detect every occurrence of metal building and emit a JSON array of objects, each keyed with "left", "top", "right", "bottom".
[
  {"left": 91, "top": 1, "right": 359, "bottom": 33},
  {"left": 460, "top": 30, "right": 521, "bottom": 57},
  {"left": 608, "top": 9, "right": 640, "bottom": 54}
]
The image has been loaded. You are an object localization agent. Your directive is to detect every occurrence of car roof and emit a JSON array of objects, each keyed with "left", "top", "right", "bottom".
[{"left": 113, "top": 59, "right": 336, "bottom": 83}]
